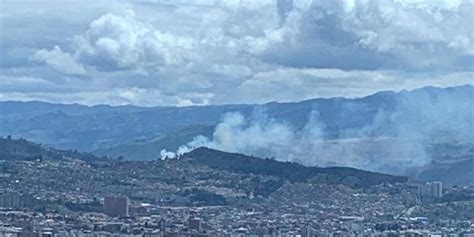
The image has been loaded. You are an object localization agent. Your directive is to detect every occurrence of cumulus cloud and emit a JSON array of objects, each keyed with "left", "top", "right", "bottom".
[
  {"left": 31, "top": 46, "right": 86, "bottom": 76},
  {"left": 73, "top": 10, "right": 194, "bottom": 70},
  {"left": 34, "top": 0, "right": 474, "bottom": 72},
  {"left": 257, "top": 0, "right": 474, "bottom": 70},
  {"left": 346, "top": 0, "right": 474, "bottom": 60}
]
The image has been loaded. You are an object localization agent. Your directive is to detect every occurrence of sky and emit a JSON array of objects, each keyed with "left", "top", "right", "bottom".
[{"left": 0, "top": 0, "right": 473, "bottom": 106}]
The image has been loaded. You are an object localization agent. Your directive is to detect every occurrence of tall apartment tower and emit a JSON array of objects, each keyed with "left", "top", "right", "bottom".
[
  {"left": 418, "top": 181, "right": 443, "bottom": 201},
  {"left": 432, "top": 181, "right": 443, "bottom": 198},
  {"left": 104, "top": 196, "right": 129, "bottom": 217},
  {"left": 301, "top": 224, "right": 313, "bottom": 237}
]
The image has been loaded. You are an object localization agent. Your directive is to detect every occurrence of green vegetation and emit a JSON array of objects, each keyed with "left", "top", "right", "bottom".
[
  {"left": 0, "top": 136, "right": 100, "bottom": 161},
  {"left": 181, "top": 188, "right": 227, "bottom": 206},
  {"left": 184, "top": 147, "right": 407, "bottom": 189}
]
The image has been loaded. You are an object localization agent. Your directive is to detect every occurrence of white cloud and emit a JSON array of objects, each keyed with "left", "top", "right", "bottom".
[
  {"left": 74, "top": 10, "right": 194, "bottom": 70},
  {"left": 31, "top": 1, "right": 474, "bottom": 72},
  {"left": 225, "top": 68, "right": 474, "bottom": 104},
  {"left": 343, "top": 0, "right": 474, "bottom": 56},
  {"left": 31, "top": 46, "right": 86, "bottom": 76},
  {"left": 0, "top": 85, "right": 215, "bottom": 107},
  {"left": 1, "top": 0, "right": 473, "bottom": 106},
  {"left": 0, "top": 76, "right": 53, "bottom": 92}
]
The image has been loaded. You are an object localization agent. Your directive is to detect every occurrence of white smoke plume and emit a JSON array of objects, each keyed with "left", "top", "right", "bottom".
[
  {"left": 159, "top": 149, "right": 176, "bottom": 160},
  {"left": 161, "top": 110, "right": 430, "bottom": 174},
  {"left": 161, "top": 86, "right": 474, "bottom": 175}
]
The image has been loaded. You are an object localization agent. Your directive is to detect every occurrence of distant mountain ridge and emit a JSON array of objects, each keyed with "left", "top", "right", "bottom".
[
  {"left": 1, "top": 85, "right": 471, "bottom": 152},
  {"left": 0, "top": 85, "right": 473, "bottom": 185}
]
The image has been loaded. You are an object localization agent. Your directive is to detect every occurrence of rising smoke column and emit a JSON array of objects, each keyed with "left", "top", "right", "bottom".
[{"left": 161, "top": 109, "right": 430, "bottom": 174}]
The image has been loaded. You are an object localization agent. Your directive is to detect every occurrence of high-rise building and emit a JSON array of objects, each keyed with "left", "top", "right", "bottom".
[
  {"left": 432, "top": 181, "right": 443, "bottom": 198},
  {"left": 418, "top": 181, "right": 443, "bottom": 201},
  {"left": 104, "top": 196, "right": 129, "bottom": 217},
  {"left": 115, "top": 197, "right": 129, "bottom": 216},
  {"left": 104, "top": 196, "right": 115, "bottom": 216},
  {"left": 301, "top": 224, "right": 313, "bottom": 237}
]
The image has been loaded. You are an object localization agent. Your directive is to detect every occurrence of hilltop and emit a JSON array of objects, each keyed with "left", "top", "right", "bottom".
[
  {"left": 183, "top": 147, "right": 407, "bottom": 189},
  {"left": 0, "top": 137, "right": 411, "bottom": 204},
  {"left": 0, "top": 136, "right": 99, "bottom": 161}
]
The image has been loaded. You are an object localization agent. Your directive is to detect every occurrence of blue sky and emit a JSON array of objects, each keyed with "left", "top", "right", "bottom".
[{"left": 0, "top": 0, "right": 473, "bottom": 106}]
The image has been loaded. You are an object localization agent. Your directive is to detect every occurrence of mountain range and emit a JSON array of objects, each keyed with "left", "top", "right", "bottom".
[{"left": 0, "top": 85, "right": 473, "bottom": 185}]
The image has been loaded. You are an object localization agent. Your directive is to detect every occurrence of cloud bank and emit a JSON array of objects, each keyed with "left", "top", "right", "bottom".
[
  {"left": 1, "top": 0, "right": 473, "bottom": 105},
  {"left": 31, "top": 46, "right": 86, "bottom": 76}
]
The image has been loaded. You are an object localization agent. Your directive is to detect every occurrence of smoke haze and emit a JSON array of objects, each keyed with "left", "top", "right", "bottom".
[{"left": 162, "top": 86, "right": 474, "bottom": 175}]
